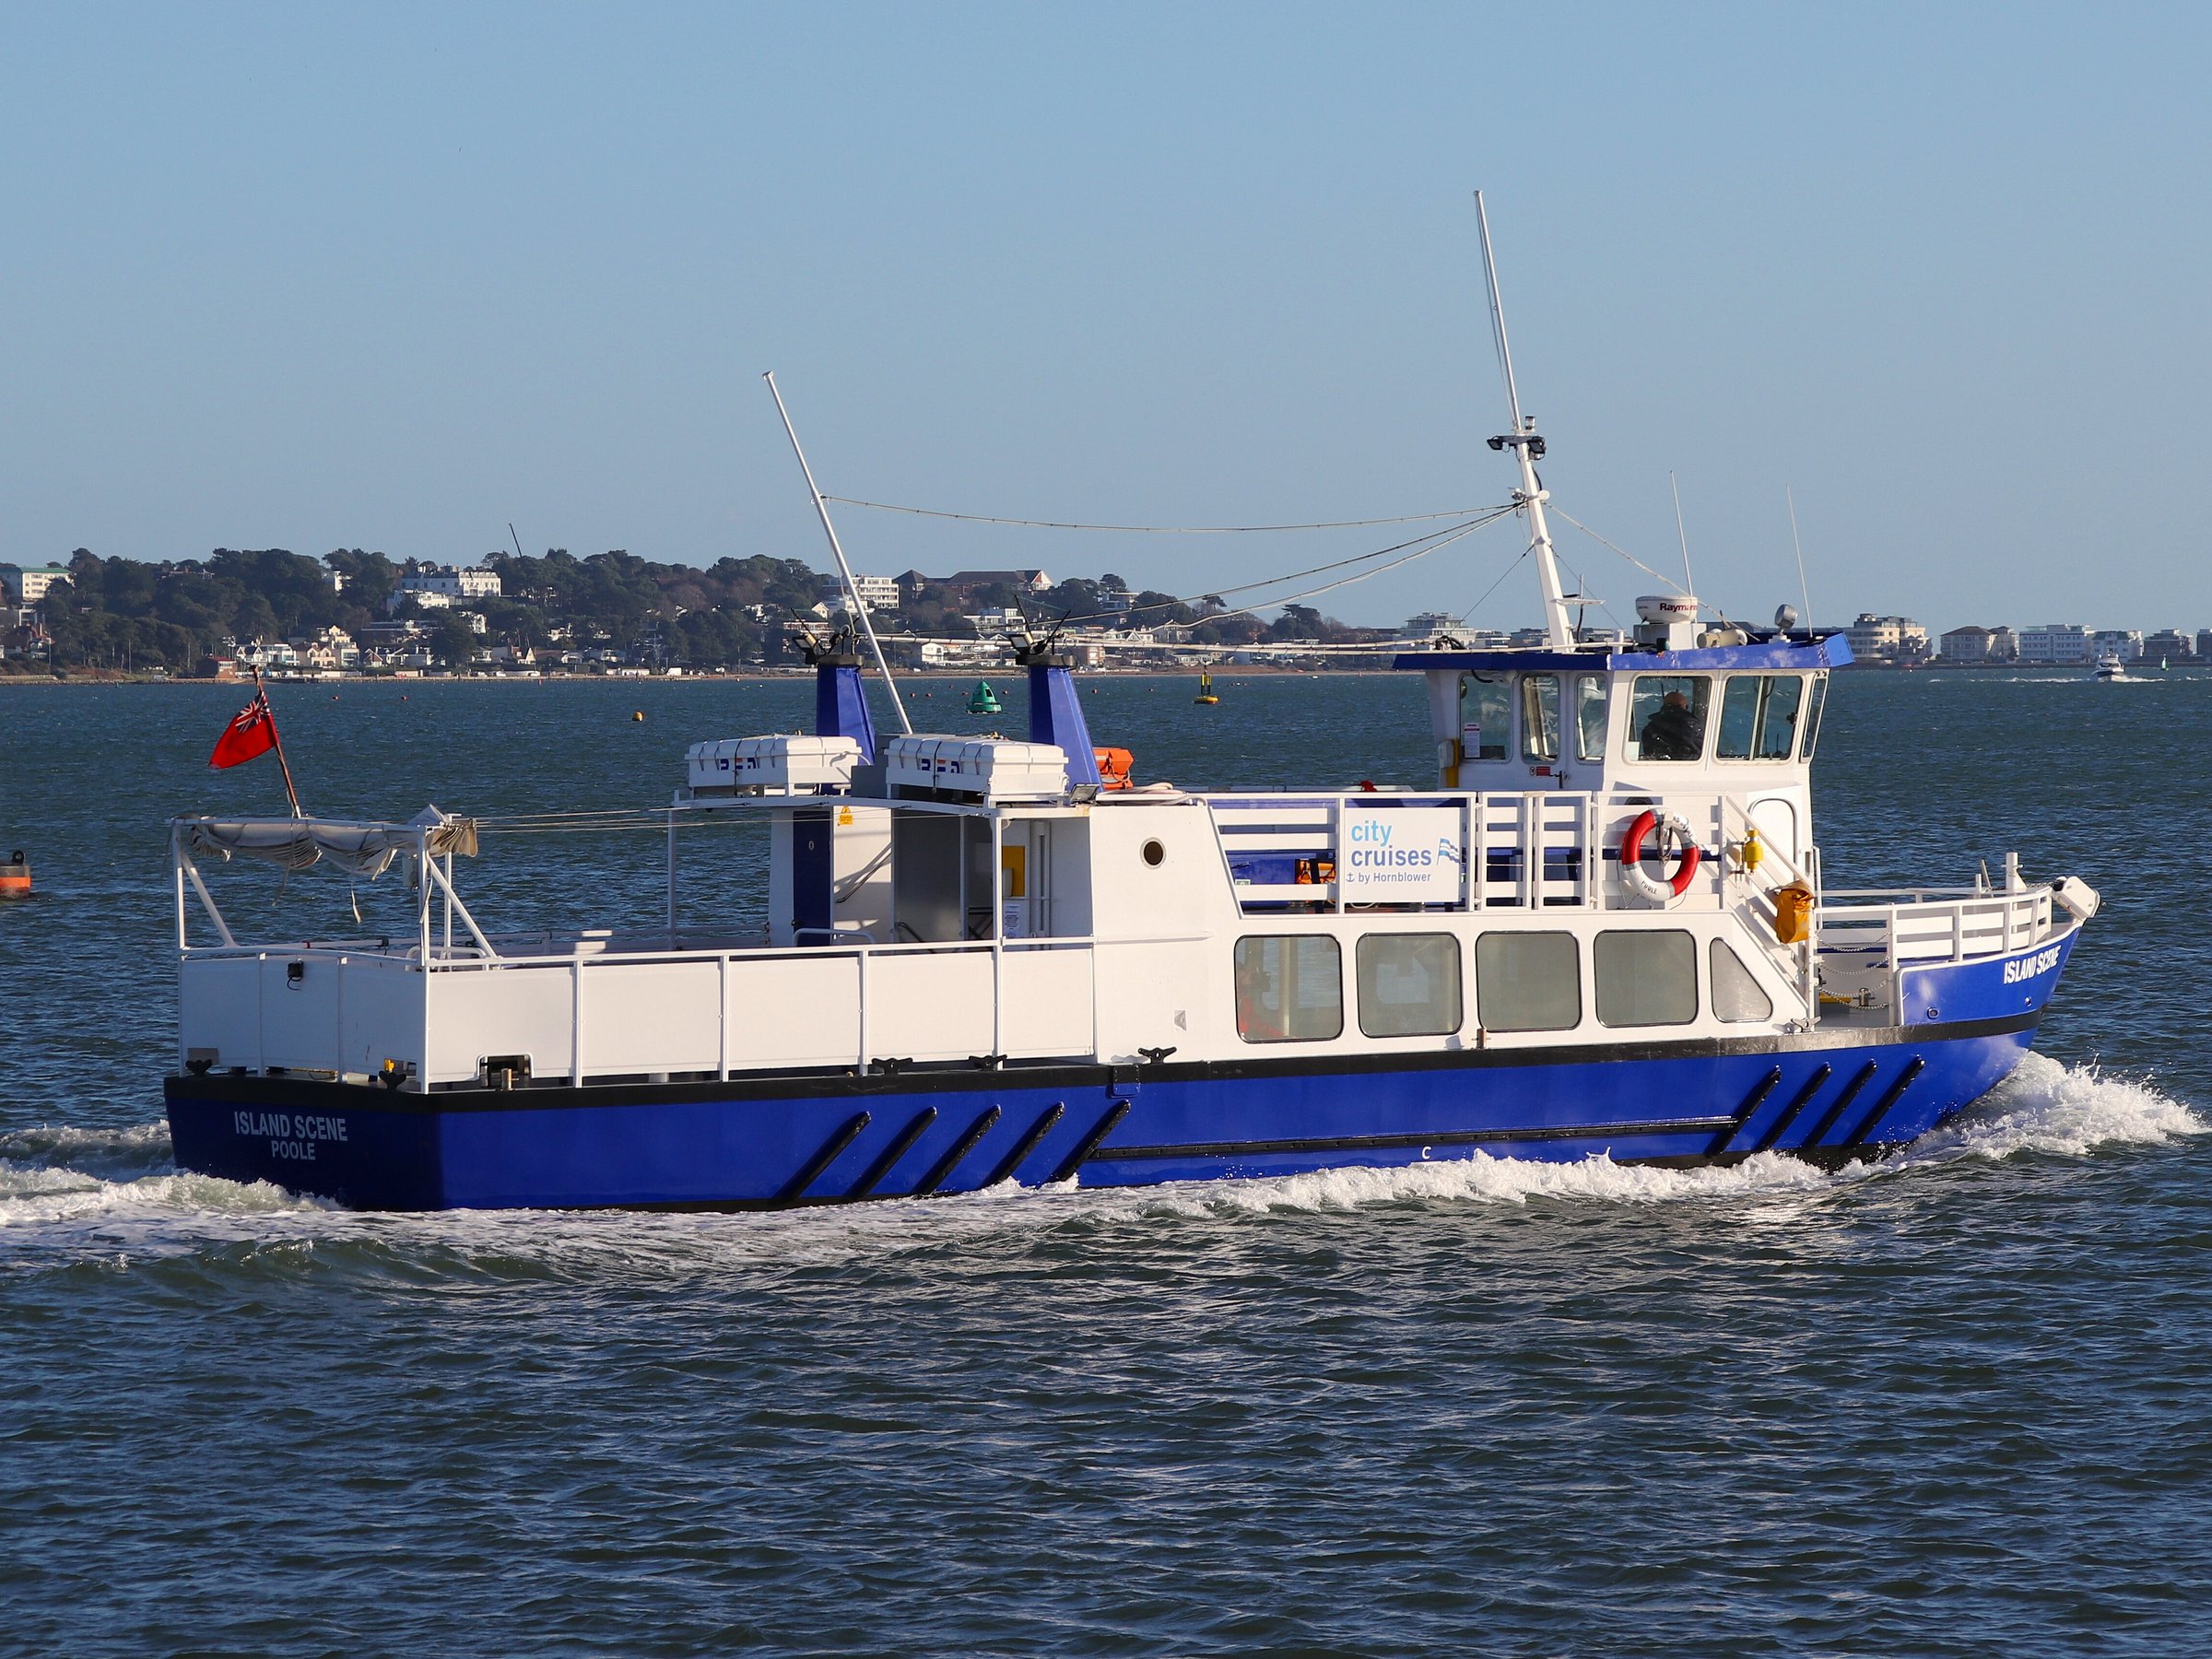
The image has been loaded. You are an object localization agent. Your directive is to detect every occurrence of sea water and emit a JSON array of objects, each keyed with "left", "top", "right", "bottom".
[{"left": 2, "top": 670, "right": 2207, "bottom": 1656}]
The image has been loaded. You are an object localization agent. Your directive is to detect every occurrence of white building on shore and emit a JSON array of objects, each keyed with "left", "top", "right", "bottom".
[
  {"left": 2091, "top": 629, "right": 2145, "bottom": 664},
  {"left": 1938, "top": 625, "right": 2018, "bottom": 664},
  {"left": 2018, "top": 624, "right": 2091, "bottom": 665},
  {"left": 1845, "top": 614, "right": 1930, "bottom": 663},
  {"left": 394, "top": 564, "right": 501, "bottom": 606}
]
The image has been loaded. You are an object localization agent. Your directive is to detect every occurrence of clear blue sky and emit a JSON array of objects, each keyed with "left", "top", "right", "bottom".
[{"left": 3, "top": 3, "right": 2206, "bottom": 634}]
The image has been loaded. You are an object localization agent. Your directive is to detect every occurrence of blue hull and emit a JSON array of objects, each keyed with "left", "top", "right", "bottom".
[{"left": 165, "top": 1014, "right": 2043, "bottom": 1211}]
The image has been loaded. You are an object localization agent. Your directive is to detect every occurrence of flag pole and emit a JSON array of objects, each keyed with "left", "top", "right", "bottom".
[{"left": 254, "top": 666, "right": 305, "bottom": 818}]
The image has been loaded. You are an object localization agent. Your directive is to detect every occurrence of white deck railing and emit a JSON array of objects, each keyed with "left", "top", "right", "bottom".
[
  {"left": 178, "top": 932, "right": 1210, "bottom": 1088},
  {"left": 1818, "top": 886, "right": 2055, "bottom": 969},
  {"left": 1203, "top": 789, "right": 1744, "bottom": 914}
]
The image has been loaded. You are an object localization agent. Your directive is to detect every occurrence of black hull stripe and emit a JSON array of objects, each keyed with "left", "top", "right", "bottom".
[
  {"left": 1707, "top": 1066, "right": 1783, "bottom": 1159},
  {"left": 163, "top": 1014, "right": 2043, "bottom": 1119},
  {"left": 1799, "top": 1061, "right": 1880, "bottom": 1149},
  {"left": 1844, "top": 1056, "right": 1927, "bottom": 1147}
]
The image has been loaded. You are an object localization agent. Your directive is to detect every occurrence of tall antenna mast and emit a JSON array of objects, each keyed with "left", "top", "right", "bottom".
[
  {"left": 1785, "top": 487, "right": 1813, "bottom": 633},
  {"left": 1474, "top": 191, "right": 1575, "bottom": 650},
  {"left": 1669, "top": 471, "right": 1696, "bottom": 599},
  {"left": 761, "top": 372, "right": 913, "bottom": 735}
]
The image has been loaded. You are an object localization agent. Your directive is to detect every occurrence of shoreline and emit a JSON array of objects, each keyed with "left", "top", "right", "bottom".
[{"left": 2, "top": 661, "right": 2194, "bottom": 686}]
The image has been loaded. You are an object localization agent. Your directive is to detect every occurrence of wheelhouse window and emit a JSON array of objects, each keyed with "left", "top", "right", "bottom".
[
  {"left": 1629, "top": 676, "right": 1711, "bottom": 762},
  {"left": 1573, "top": 677, "right": 1608, "bottom": 762},
  {"left": 1714, "top": 676, "right": 1808, "bottom": 761},
  {"left": 1710, "top": 938, "right": 1774, "bottom": 1023},
  {"left": 1799, "top": 674, "right": 1829, "bottom": 761},
  {"left": 1234, "top": 935, "right": 1344, "bottom": 1042},
  {"left": 1356, "top": 934, "right": 1463, "bottom": 1038},
  {"left": 1520, "top": 675, "right": 1560, "bottom": 762},
  {"left": 1474, "top": 932, "right": 1581, "bottom": 1032},
  {"left": 1461, "top": 676, "right": 1510, "bottom": 762},
  {"left": 1594, "top": 929, "right": 1698, "bottom": 1027}
]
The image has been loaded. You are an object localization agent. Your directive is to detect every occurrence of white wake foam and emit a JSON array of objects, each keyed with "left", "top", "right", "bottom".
[
  {"left": 1900, "top": 1050, "right": 2201, "bottom": 1165},
  {"left": 1112, "top": 1145, "right": 1849, "bottom": 1219}
]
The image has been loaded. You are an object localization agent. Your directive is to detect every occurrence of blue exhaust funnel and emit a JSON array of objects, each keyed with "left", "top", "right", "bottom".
[
  {"left": 1018, "top": 646, "right": 1100, "bottom": 787},
  {"left": 807, "top": 651, "right": 877, "bottom": 764}
]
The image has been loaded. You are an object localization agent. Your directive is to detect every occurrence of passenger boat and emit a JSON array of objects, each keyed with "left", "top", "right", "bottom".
[
  {"left": 2091, "top": 649, "right": 2130, "bottom": 682},
  {"left": 160, "top": 217, "right": 2100, "bottom": 1212}
]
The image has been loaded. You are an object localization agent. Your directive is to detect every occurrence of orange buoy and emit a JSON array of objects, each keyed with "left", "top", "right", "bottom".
[{"left": 0, "top": 850, "right": 29, "bottom": 897}]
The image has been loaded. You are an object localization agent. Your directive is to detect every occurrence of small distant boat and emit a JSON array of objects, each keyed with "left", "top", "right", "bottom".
[
  {"left": 1194, "top": 670, "right": 1219, "bottom": 705},
  {"left": 967, "top": 680, "right": 1003, "bottom": 715},
  {"left": 0, "top": 850, "right": 28, "bottom": 897},
  {"left": 2091, "top": 650, "right": 2130, "bottom": 683}
]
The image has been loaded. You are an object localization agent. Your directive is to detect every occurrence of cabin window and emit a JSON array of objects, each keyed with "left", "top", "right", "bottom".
[
  {"left": 1475, "top": 932, "right": 1581, "bottom": 1032},
  {"left": 1756, "top": 676, "right": 1804, "bottom": 759},
  {"left": 1573, "top": 677, "right": 1608, "bottom": 762},
  {"left": 1356, "top": 934, "right": 1463, "bottom": 1038},
  {"left": 1799, "top": 675, "right": 1829, "bottom": 760},
  {"left": 1715, "top": 677, "right": 1807, "bottom": 762},
  {"left": 1234, "top": 935, "right": 1344, "bottom": 1042},
  {"left": 1594, "top": 929, "right": 1698, "bottom": 1027},
  {"left": 1520, "top": 675, "right": 1560, "bottom": 762},
  {"left": 1629, "top": 675, "right": 1711, "bottom": 762},
  {"left": 1710, "top": 938, "right": 1774, "bottom": 1023},
  {"left": 1460, "top": 676, "right": 1510, "bottom": 762},
  {"left": 1715, "top": 678, "right": 1760, "bottom": 759}
]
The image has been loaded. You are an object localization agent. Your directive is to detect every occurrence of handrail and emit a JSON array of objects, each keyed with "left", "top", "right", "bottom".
[
  {"left": 1817, "top": 887, "right": 2053, "bottom": 969},
  {"left": 1824, "top": 885, "right": 1994, "bottom": 900},
  {"left": 1716, "top": 796, "right": 1816, "bottom": 1018}
]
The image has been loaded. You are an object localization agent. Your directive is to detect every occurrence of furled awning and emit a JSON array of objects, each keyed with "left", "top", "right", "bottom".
[{"left": 176, "top": 806, "right": 477, "bottom": 877}]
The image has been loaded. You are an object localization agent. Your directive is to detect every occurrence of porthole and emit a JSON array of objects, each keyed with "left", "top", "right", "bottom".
[{"left": 1141, "top": 839, "right": 1166, "bottom": 867}]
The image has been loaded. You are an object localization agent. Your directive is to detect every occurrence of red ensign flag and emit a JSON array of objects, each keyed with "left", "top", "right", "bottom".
[{"left": 209, "top": 689, "right": 278, "bottom": 770}]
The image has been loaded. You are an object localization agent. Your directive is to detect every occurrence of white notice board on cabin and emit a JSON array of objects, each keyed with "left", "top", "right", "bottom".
[{"left": 1340, "top": 806, "right": 1464, "bottom": 903}]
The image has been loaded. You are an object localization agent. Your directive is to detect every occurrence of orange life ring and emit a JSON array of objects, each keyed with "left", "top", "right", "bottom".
[{"left": 1620, "top": 808, "right": 1701, "bottom": 901}]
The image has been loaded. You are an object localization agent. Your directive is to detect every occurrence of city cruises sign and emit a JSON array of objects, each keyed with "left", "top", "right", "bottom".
[{"left": 1341, "top": 806, "right": 1464, "bottom": 904}]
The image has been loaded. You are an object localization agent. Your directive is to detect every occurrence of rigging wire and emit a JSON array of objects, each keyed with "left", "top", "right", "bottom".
[
  {"left": 1547, "top": 505, "right": 1688, "bottom": 594},
  {"left": 1453, "top": 545, "right": 1532, "bottom": 627},
  {"left": 818, "top": 498, "right": 1506, "bottom": 534},
  {"left": 1050, "top": 505, "right": 1518, "bottom": 626},
  {"left": 1547, "top": 501, "right": 1758, "bottom": 632}
]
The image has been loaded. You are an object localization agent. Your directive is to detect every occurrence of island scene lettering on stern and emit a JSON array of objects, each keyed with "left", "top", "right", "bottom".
[{"left": 230, "top": 1109, "right": 350, "bottom": 1161}]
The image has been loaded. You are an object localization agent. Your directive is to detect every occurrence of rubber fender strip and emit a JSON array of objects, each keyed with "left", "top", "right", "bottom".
[
  {"left": 1841, "top": 1056, "right": 1927, "bottom": 1148},
  {"left": 912, "top": 1105, "right": 1002, "bottom": 1196},
  {"left": 1048, "top": 1100, "right": 1133, "bottom": 1186},
  {"left": 984, "top": 1103, "right": 1065, "bottom": 1187},
  {"left": 1706, "top": 1066, "right": 1784, "bottom": 1158},
  {"left": 1750, "top": 1065, "right": 1834, "bottom": 1154},
  {"left": 849, "top": 1106, "right": 939, "bottom": 1198},
  {"left": 780, "top": 1111, "right": 872, "bottom": 1200},
  {"left": 1798, "top": 1061, "right": 1880, "bottom": 1150}
]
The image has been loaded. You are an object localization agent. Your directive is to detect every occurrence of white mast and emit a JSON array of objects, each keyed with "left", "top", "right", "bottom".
[
  {"left": 762, "top": 371, "right": 914, "bottom": 735},
  {"left": 1474, "top": 192, "right": 1576, "bottom": 650}
]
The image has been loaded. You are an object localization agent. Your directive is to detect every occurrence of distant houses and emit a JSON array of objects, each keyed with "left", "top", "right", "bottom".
[
  {"left": 0, "top": 563, "right": 73, "bottom": 606},
  {"left": 387, "top": 562, "right": 502, "bottom": 613},
  {"left": 1844, "top": 614, "right": 1931, "bottom": 663},
  {"left": 1924, "top": 621, "right": 2200, "bottom": 666}
]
